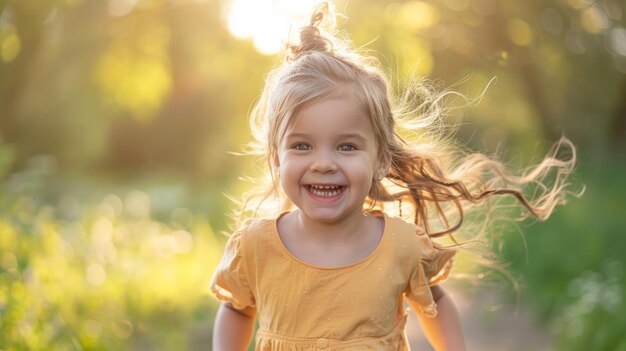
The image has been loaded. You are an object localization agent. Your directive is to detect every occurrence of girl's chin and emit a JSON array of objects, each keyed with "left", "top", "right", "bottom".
[{"left": 298, "top": 206, "right": 363, "bottom": 224}]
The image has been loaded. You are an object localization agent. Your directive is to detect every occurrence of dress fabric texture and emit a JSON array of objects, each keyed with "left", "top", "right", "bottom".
[{"left": 210, "top": 212, "right": 456, "bottom": 350}]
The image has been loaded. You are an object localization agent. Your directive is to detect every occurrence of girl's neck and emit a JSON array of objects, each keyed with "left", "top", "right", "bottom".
[
  {"left": 276, "top": 209, "right": 385, "bottom": 268},
  {"left": 291, "top": 209, "right": 377, "bottom": 243}
]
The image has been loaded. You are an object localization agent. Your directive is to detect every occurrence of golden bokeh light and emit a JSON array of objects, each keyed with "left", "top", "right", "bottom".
[
  {"left": 94, "top": 28, "right": 172, "bottom": 121},
  {"left": 0, "top": 25, "right": 20, "bottom": 62},
  {"left": 611, "top": 27, "right": 626, "bottom": 56},
  {"left": 226, "top": 0, "right": 321, "bottom": 55},
  {"left": 507, "top": 19, "right": 534, "bottom": 46},
  {"left": 580, "top": 5, "right": 609, "bottom": 34},
  {"left": 86, "top": 263, "right": 106, "bottom": 286},
  {"left": 394, "top": 1, "right": 441, "bottom": 33}
]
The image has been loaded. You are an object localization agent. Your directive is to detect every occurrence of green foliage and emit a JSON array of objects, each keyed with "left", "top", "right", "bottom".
[
  {"left": 501, "top": 155, "right": 626, "bottom": 351},
  {"left": 0, "top": 155, "right": 226, "bottom": 350}
]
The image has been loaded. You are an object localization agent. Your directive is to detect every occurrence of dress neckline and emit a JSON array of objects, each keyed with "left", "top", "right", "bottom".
[{"left": 271, "top": 211, "right": 389, "bottom": 270}]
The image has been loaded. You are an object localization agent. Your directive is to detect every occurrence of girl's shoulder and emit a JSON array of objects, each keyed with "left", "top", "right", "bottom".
[
  {"left": 382, "top": 213, "right": 449, "bottom": 257},
  {"left": 382, "top": 213, "right": 421, "bottom": 239},
  {"left": 238, "top": 216, "right": 273, "bottom": 230},
  {"left": 228, "top": 216, "right": 278, "bottom": 248}
]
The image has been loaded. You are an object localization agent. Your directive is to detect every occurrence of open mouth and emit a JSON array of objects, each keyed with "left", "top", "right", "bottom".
[{"left": 305, "top": 184, "right": 346, "bottom": 198}]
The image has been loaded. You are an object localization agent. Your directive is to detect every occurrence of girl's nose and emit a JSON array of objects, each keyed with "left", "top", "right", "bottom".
[{"left": 310, "top": 150, "right": 338, "bottom": 173}]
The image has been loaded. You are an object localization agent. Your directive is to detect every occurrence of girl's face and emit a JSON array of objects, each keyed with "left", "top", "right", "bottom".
[{"left": 276, "top": 94, "right": 383, "bottom": 224}]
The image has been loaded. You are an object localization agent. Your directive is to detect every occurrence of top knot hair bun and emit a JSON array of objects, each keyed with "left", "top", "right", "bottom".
[{"left": 285, "top": 2, "right": 336, "bottom": 62}]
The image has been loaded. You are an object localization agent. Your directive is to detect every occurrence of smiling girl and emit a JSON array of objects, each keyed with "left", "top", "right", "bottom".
[{"left": 210, "top": 3, "right": 577, "bottom": 350}]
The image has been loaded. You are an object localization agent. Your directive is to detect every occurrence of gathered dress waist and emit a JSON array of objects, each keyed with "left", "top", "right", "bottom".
[{"left": 255, "top": 314, "right": 410, "bottom": 351}]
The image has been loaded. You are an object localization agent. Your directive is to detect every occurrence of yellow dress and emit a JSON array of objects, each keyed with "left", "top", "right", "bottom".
[{"left": 210, "top": 212, "right": 456, "bottom": 350}]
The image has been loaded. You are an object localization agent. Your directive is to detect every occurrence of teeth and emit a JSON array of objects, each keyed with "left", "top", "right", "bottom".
[
  {"left": 311, "top": 189, "right": 340, "bottom": 197},
  {"left": 310, "top": 184, "right": 341, "bottom": 190},
  {"left": 307, "top": 185, "right": 343, "bottom": 197}
]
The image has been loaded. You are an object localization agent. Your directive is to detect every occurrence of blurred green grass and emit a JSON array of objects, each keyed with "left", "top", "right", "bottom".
[{"left": 0, "top": 149, "right": 227, "bottom": 350}]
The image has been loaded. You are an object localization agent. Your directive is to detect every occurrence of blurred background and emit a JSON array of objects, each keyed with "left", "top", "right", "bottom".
[{"left": 0, "top": 0, "right": 625, "bottom": 350}]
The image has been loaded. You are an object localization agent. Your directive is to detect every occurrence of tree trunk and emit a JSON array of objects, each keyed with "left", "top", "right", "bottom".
[
  {"left": 610, "top": 77, "right": 626, "bottom": 147},
  {"left": 517, "top": 61, "right": 560, "bottom": 142},
  {"left": 0, "top": 4, "right": 45, "bottom": 143}
]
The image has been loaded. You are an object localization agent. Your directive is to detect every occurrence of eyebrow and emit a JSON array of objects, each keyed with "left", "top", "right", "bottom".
[
  {"left": 285, "top": 132, "right": 369, "bottom": 143},
  {"left": 338, "top": 133, "right": 368, "bottom": 143}
]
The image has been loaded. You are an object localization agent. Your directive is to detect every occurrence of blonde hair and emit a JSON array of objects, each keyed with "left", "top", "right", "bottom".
[{"left": 237, "top": 2, "right": 580, "bottom": 245}]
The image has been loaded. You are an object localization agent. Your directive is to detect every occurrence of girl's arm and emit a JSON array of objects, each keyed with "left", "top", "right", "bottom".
[
  {"left": 416, "top": 285, "right": 466, "bottom": 351},
  {"left": 213, "top": 302, "right": 256, "bottom": 351}
]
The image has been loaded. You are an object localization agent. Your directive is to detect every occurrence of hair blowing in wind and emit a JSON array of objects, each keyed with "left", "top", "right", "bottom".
[{"left": 236, "top": 2, "right": 581, "bottom": 245}]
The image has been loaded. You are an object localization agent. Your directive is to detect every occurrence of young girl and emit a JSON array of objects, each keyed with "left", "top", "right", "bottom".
[{"left": 211, "top": 3, "right": 576, "bottom": 350}]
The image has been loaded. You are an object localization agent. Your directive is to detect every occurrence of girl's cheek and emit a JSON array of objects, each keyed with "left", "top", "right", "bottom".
[
  {"left": 346, "top": 157, "right": 376, "bottom": 171},
  {"left": 281, "top": 157, "right": 304, "bottom": 170}
]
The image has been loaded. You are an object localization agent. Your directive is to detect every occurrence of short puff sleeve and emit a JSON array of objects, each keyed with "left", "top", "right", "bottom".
[
  {"left": 404, "top": 232, "right": 456, "bottom": 318},
  {"left": 210, "top": 228, "right": 256, "bottom": 316}
]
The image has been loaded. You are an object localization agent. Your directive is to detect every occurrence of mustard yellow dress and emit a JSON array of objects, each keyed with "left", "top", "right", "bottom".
[{"left": 210, "top": 212, "right": 456, "bottom": 350}]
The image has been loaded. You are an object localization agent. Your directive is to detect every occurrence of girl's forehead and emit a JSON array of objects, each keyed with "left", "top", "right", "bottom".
[{"left": 282, "top": 94, "right": 378, "bottom": 142}]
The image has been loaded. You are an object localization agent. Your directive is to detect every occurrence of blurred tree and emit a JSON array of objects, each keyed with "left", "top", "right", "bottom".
[
  {"left": 341, "top": 0, "right": 625, "bottom": 150},
  {"left": 0, "top": 0, "right": 277, "bottom": 181},
  {"left": 0, "top": 0, "right": 62, "bottom": 140},
  {"left": 611, "top": 78, "right": 626, "bottom": 147},
  {"left": 0, "top": 0, "right": 624, "bottom": 178}
]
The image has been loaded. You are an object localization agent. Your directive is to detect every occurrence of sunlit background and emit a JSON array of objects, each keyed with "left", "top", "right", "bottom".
[{"left": 1, "top": 0, "right": 625, "bottom": 350}]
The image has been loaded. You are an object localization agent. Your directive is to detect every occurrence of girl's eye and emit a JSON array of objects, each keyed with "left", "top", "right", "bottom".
[
  {"left": 338, "top": 144, "right": 357, "bottom": 151},
  {"left": 293, "top": 143, "right": 311, "bottom": 151}
]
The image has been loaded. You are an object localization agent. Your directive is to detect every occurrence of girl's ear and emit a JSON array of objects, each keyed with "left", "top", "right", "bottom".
[
  {"left": 377, "top": 156, "right": 391, "bottom": 180},
  {"left": 271, "top": 156, "right": 281, "bottom": 180},
  {"left": 272, "top": 153, "right": 280, "bottom": 169}
]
